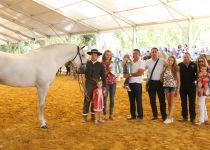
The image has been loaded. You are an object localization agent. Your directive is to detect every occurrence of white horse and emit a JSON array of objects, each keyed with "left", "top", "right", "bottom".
[{"left": 0, "top": 44, "right": 87, "bottom": 128}]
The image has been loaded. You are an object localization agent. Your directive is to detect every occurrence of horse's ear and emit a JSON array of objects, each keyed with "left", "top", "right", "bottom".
[{"left": 80, "top": 46, "right": 85, "bottom": 49}]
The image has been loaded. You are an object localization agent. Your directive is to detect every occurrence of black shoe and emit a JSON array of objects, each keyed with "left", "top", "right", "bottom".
[
  {"left": 137, "top": 118, "right": 143, "bottom": 122},
  {"left": 82, "top": 116, "right": 87, "bottom": 123},
  {"left": 151, "top": 117, "right": 158, "bottom": 121},
  {"left": 127, "top": 116, "right": 136, "bottom": 120},
  {"left": 178, "top": 117, "right": 188, "bottom": 122},
  {"left": 91, "top": 114, "right": 95, "bottom": 121},
  {"left": 91, "top": 117, "right": 95, "bottom": 122}
]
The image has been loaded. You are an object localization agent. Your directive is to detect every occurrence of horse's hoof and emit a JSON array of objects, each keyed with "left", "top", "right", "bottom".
[{"left": 41, "top": 125, "right": 48, "bottom": 129}]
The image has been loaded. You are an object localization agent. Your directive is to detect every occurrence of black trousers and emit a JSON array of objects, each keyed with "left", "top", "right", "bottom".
[
  {"left": 148, "top": 80, "right": 167, "bottom": 120},
  {"left": 179, "top": 83, "right": 196, "bottom": 121},
  {"left": 128, "top": 83, "right": 143, "bottom": 119},
  {"left": 82, "top": 81, "right": 95, "bottom": 116},
  {"left": 66, "top": 67, "right": 71, "bottom": 75}
]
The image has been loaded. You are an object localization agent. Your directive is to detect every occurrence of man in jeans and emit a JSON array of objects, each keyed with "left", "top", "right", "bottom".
[
  {"left": 124, "top": 49, "right": 145, "bottom": 121},
  {"left": 145, "top": 48, "right": 167, "bottom": 121},
  {"left": 178, "top": 52, "right": 197, "bottom": 124}
]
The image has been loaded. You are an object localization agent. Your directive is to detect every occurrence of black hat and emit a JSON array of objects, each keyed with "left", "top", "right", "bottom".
[{"left": 87, "top": 49, "right": 102, "bottom": 56}]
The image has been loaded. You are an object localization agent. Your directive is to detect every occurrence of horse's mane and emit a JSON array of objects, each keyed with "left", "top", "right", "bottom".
[
  {"left": 0, "top": 44, "right": 77, "bottom": 56},
  {"left": 29, "top": 44, "right": 69, "bottom": 52},
  {"left": 27, "top": 44, "right": 77, "bottom": 55}
]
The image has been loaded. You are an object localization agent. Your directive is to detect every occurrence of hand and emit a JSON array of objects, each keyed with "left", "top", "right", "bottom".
[
  {"left": 124, "top": 73, "right": 130, "bottom": 79},
  {"left": 105, "top": 70, "right": 109, "bottom": 74},
  {"left": 175, "top": 89, "right": 179, "bottom": 97},
  {"left": 103, "top": 88, "right": 106, "bottom": 95}
]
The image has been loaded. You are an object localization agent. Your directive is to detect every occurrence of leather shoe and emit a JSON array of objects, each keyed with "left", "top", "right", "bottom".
[
  {"left": 127, "top": 116, "right": 136, "bottom": 120},
  {"left": 151, "top": 117, "right": 158, "bottom": 121},
  {"left": 178, "top": 117, "right": 188, "bottom": 122}
]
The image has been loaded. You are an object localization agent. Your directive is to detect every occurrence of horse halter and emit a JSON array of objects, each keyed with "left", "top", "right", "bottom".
[{"left": 70, "top": 46, "right": 86, "bottom": 74}]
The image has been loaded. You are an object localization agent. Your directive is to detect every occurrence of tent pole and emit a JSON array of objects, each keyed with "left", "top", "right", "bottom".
[
  {"left": 132, "top": 27, "right": 137, "bottom": 49},
  {"left": 67, "top": 34, "right": 72, "bottom": 43},
  {"left": 96, "top": 32, "right": 100, "bottom": 50},
  {"left": 188, "top": 19, "right": 193, "bottom": 50},
  {"left": 18, "top": 42, "right": 21, "bottom": 54}
]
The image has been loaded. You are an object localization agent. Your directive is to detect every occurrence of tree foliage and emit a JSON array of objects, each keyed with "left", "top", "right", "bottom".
[
  {"left": 114, "top": 32, "right": 132, "bottom": 49},
  {"left": 0, "top": 34, "right": 96, "bottom": 53},
  {"left": 137, "top": 27, "right": 188, "bottom": 48},
  {"left": 0, "top": 25, "right": 209, "bottom": 53},
  {"left": 71, "top": 34, "right": 96, "bottom": 48}
]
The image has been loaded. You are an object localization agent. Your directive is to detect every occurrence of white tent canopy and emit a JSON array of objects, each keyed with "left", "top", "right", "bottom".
[{"left": 0, "top": 0, "right": 210, "bottom": 44}]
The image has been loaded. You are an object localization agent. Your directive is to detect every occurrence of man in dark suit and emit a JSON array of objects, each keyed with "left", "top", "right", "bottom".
[
  {"left": 179, "top": 52, "right": 197, "bottom": 124},
  {"left": 82, "top": 49, "right": 106, "bottom": 122}
]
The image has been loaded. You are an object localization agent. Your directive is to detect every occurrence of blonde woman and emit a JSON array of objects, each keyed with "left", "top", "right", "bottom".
[
  {"left": 163, "top": 56, "right": 180, "bottom": 124},
  {"left": 196, "top": 55, "right": 209, "bottom": 125},
  {"left": 102, "top": 50, "right": 117, "bottom": 120}
]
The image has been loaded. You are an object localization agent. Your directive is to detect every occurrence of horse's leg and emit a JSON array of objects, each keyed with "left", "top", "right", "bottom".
[{"left": 37, "top": 85, "right": 49, "bottom": 128}]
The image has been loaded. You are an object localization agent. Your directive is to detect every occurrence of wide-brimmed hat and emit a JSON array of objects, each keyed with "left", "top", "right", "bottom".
[{"left": 87, "top": 49, "right": 102, "bottom": 56}]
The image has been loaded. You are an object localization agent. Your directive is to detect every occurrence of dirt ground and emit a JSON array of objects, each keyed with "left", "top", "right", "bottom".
[{"left": 0, "top": 75, "right": 210, "bottom": 150}]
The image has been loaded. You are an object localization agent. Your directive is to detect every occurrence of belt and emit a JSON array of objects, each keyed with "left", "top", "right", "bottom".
[{"left": 151, "top": 80, "right": 160, "bottom": 82}]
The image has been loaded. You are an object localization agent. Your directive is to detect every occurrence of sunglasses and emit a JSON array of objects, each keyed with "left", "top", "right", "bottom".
[{"left": 198, "top": 60, "right": 204, "bottom": 63}]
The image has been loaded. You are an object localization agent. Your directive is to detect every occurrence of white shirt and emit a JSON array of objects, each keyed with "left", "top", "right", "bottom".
[
  {"left": 91, "top": 60, "right": 98, "bottom": 64},
  {"left": 145, "top": 58, "right": 166, "bottom": 80},
  {"left": 129, "top": 59, "right": 145, "bottom": 83}
]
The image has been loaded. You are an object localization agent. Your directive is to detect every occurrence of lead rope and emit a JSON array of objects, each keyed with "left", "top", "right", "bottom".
[{"left": 77, "top": 73, "right": 91, "bottom": 102}]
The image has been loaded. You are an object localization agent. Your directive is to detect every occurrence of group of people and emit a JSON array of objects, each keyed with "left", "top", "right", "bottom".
[{"left": 81, "top": 47, "right": 209, "bottom": 126}]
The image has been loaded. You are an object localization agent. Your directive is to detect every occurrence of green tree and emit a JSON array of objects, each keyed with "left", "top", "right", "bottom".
[
  {"left": 136, "top": 27, "right": 188, "bottom": 48},
  {"left": 114, "top": 32, "right": 132, "bottom": 49}
]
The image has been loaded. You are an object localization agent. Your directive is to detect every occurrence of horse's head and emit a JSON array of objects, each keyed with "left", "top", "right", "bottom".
[{"left": 73, "top": 46, "right": 87, "bottom": 74}]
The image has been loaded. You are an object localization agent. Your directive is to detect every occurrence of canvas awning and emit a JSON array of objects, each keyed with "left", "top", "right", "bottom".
[{"left": 0, "top": 0, "right": 210, "bottom": 44}]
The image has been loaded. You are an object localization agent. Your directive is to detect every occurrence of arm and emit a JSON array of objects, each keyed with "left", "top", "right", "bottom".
[
  {"left": 175, "top": 70, "right": 180, "bottom": 96},
  {"left": 131, "top": 60, "right": 145, "bottom": 77},
  {"left": 163, "top": 59, "right": 167, "bottom": 67},
  {"left": 100, "top": 63, "right": 107, "bottom": 88},
  {"left": 130, "top": 68, "right": 145, "bottom": 77},
  {"left": 85, "top": 61, "right": 89, "bottom": 79},
  {"left": 124, "top": 68, "right": 145, "bottom": 78},
  {"left": 208, "top": 72, "right": 210, "bottom": 77},
  {"left": 92, "top": 89, "right": 96, "bottom": 101},
  {"left": 93, "top": 90, "right": 95, "bottom": 100},
  {"left": 121, "top": 60, "right": 126, "bottom": 67}
]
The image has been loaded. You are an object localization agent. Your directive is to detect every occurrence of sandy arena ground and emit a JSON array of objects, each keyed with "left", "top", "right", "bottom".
[{"left": 0, "top": 75, "right": 210, "bottom": 150}]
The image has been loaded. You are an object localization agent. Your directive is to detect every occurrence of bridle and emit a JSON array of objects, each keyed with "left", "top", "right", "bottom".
[
  {"left": 69, "top": 46, "right": 88, "bottom": 98},
  {"left": 70, "top": 46, "right": 86, "bottom": 68}
]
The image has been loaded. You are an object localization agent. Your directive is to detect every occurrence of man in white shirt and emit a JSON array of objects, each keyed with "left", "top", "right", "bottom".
[
  {"left": 145, "top": 47, "right": 167, "bottom": 121},
  {"left": 124, "top": 49, "right": 145, "bottom": 121}
]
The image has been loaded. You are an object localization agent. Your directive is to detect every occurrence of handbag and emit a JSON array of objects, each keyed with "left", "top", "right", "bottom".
[{"left": 146, "top": 58, "right": 159, "bottom": 91}]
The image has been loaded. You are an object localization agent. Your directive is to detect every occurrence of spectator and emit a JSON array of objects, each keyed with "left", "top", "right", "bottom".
[
  {"left": 145, "top": 47, "right": 167, "bottom": 121},
  {"left": 124, "top": 49, "right": 145, "bottom": 122},
  {"left": 122, "top": 54, "right": 131, "bottom": 91},
  {"left": 162, "top": 56, "right": 180, "bottom": 124},
  {"left": 196, "top": 56, "right": 209, "bottom": 125},
  {"left": 178, "top": 52, "right": 197, "bottom": 124},
  {"left": 102, "top": 50, "right": 117, "bottom": 120}
]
